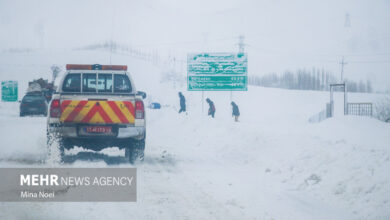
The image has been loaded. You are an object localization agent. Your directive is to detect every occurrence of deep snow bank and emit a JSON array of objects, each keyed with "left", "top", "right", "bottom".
[{"left": 0, "top": 49, "right": 389, "bottom": 219}]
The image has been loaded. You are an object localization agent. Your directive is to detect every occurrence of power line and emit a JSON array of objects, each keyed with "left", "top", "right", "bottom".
[
  {"left": 313, "top": 60, "right": 390, "bottom": 64},
  {"left": 349, "top": 60, "right": 390, "bottom": 63},
  {"left": 132, "top": 37, "right": 236, "bottom": 48}
]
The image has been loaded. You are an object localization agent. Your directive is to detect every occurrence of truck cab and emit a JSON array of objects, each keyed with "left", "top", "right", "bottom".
[{"left": 47, "top": 64, "right": 146, "bottom": 163}]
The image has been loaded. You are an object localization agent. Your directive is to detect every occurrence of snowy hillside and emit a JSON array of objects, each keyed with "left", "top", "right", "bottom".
[{"left": 0, "top": 49, "right": 389, "bottom": 219}]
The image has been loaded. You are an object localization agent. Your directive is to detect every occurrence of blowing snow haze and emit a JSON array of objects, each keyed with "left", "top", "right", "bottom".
[
  {"left": 1, "top": 0, "right": 390, "bottom": 91},
  {"left": 1, "top": 0, "right": 390, "bottom": 219}
]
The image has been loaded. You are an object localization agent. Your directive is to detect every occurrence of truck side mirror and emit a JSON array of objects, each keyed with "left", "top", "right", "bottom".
[{"left": 137, "top": 91, "right": 147, "bottom": 99}]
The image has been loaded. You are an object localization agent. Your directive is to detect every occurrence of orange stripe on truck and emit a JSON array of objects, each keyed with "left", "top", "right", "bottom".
[{"left": 60, "top": 100, "right": 135, "bottom": 124}]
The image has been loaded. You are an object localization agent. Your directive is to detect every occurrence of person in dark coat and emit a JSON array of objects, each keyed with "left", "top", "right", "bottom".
[
  {"left": 206, "top": 98, "right": 215, "bottom": 118},
  {"left": 178, "top": 92, "right": 186, "bottom": 113},
  {"left": 231, "top": 101, "right": 240, "bottom": 122}
]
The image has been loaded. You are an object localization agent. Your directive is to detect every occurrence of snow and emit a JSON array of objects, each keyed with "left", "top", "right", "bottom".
[{"left": 0, "top": 49, "right": 389, "bottom": 219}]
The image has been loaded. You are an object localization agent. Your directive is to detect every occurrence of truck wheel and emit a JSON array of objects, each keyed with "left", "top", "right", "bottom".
[{"left": 125, "top": 139, "right": 145, "bottom": 163}]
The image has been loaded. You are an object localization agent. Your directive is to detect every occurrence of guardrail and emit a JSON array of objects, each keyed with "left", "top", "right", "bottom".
[{"left": 347, "top": 103, "right": 372, "bottom": 117}]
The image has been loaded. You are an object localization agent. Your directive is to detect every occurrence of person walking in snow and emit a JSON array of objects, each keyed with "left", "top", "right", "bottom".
[
  {"left": 178, "top": 92, "right": 186, "bottom": 113},
  {"left": 231, "top": 101, "right": 240, "bottom": 122},
  {"left": 206, "top": 98, "right": 215, "bottom": 118}
]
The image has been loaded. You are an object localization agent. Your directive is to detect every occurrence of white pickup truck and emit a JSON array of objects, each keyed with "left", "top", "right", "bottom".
[{"left": 47, "top": 64, "right": 146, "bottom": 163}]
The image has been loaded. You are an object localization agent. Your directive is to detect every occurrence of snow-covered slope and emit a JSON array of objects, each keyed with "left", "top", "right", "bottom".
[{"left": 0, "top": 49, "right": 389, "bottom": 219}]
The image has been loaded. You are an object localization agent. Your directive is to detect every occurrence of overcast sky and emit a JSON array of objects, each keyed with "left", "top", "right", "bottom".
[{"left": 1, "top": 0, "right": 389, "bottom": 91}]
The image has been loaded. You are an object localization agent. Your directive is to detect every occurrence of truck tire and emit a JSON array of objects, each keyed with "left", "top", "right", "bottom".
[{"left": 125, "top": 139, "right": 145, "bottom": 163}]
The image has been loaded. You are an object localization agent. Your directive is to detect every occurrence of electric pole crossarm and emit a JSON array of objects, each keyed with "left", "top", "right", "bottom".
[{"left": 339, "top": 56, "right": 348, "bottom": 82}]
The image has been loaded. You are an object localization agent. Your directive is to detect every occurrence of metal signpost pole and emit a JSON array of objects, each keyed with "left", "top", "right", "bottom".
[
  {"left": 344, "top": 83, "right": 348, "bottom": 115},
  {"left": 202, "top": 90, "right": 204, "bottom": 115}
]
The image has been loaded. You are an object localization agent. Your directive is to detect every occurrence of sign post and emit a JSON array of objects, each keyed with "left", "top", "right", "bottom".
[{"left": 1, "top": 81, "right": 18, "bottom": 102}]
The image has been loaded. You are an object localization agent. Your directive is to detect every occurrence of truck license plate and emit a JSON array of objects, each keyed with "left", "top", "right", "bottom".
[{"left": 84, "top": 126, "right": 112, "bottom": 133}]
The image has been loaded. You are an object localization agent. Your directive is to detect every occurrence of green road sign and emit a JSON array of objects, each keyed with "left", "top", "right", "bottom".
[
  {"left": 187, "top": 53, "right": 247, "bottom": 91},
  {"left": 188, "top": 76, "right": 247, "bottom": 91},
  {"left": 188, "top": 53, "right": 247, "bottom": 75},
  {"left": 1, "top": 81, "right": 18, "bottom": 102}
]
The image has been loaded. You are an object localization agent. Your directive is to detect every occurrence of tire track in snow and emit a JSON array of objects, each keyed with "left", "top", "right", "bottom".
[{"left": 138, "top": 147, "right": 249, "bottom": 219}]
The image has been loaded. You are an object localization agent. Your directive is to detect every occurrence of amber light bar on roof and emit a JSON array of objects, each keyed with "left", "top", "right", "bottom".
[{"left": 66, "top": 64, "right": 127, "bottom": 71}]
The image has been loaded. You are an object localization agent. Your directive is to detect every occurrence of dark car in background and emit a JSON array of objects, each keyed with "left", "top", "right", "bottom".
[{"left": 20, "top": 92, "right": 48, "bottom": 117}]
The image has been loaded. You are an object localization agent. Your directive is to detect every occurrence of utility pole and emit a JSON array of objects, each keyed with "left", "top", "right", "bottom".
[
  {"left": 344, "top": 13, "right": 351, "bottom": 28},
  {"left": 34, "top": 22, "right": 45, "bottom": 49},
  {"left": 339, "top": 56, "right": 347, "bottom": 82},
  {"left": 238, "top": 35, "right": 245, "bottom": 53}
]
